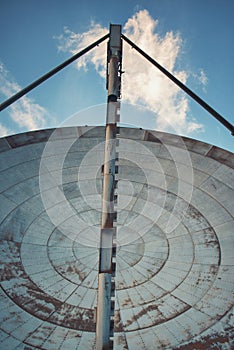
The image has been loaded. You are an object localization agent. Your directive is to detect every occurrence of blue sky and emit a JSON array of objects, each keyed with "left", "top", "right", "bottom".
[{"left": 0, "top": 0, "right": 233, "bottom": 151}]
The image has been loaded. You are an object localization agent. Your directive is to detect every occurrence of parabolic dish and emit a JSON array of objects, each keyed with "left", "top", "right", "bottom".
[{"left": 0, "top": 126, "right": 233, "bottom": 349}]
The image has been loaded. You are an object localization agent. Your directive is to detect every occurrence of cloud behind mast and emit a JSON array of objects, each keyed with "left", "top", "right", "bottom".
[{"left": 56, "top": 9, "right": 204, "bottom": 135}]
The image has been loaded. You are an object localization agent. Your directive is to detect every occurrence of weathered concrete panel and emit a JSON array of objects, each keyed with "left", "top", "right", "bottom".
[{"left": 0, "top": 126, "right": 233, "bottom": 349}]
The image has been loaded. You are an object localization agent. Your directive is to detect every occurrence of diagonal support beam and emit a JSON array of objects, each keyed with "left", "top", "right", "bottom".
[
  {"left": 0, "top": 33, "right": 109, "bottom": 112},
  {"left": 122, "top": 34, "right": 234, "bottom": 135}
]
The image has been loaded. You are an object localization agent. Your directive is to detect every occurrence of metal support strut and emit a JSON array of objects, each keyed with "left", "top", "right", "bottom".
[
  {"left": 96, "top": 24, "right": 122, "bottom": 350},
  {"left": 122, "top": 34, "right": 234, "bottom": 136},
  {"left": 0, "top": 33, "right": 109, "bottom": 112}
]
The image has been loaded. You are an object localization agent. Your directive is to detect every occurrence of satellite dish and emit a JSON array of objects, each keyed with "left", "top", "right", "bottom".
[{"left": 0, "top": 126, "right": 233, "bottom": 349}]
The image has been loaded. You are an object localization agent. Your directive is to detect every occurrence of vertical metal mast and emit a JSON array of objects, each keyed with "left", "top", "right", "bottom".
[{"left": 96, "top": 24, "right": 122, "bottom": 350}]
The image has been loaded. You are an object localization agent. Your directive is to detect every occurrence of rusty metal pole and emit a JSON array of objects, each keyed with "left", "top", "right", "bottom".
[{"left": 96, "top": 24, "right": 122, "bottom": 350}]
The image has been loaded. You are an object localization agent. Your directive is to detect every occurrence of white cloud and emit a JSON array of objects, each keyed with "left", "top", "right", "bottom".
[
  {"left": 191, "top": 68, "right": 208, "bottom": 93},
  {"left": 198, "top": 69, "right": 208, "bottom": 86},
  {"left": 56, "top": 22, "right": 108, "bottom": 78},
  {"left": 56, "top": 10, "right": 204, "bottom": 135},
  {"left": 0, "top": 61, "right": 50, "bottom": 134},
  {"left": 0, "top": 123, "right": 12, "bottom": 137}
]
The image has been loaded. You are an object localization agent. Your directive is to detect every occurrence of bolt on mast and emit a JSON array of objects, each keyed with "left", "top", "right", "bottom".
[{"left": 96, "top": 24, "right": 122, "bottom": 350}]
